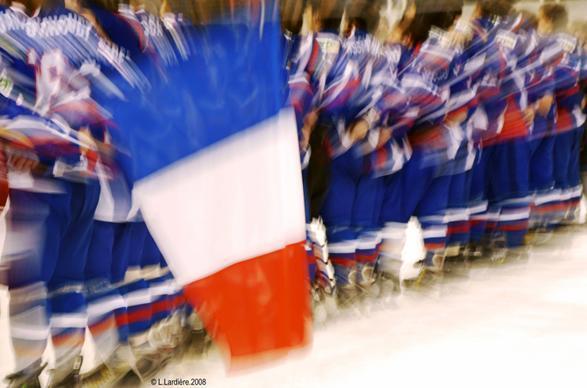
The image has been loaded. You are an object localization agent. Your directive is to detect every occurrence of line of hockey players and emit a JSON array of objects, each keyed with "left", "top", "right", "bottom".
[
  {"left": 284, "top": 0, "right": 587, "bottom": 313},
  {"left": 0, "top": 1, "right": 213, "bottom": 387},
  {"left": 1, "top": 0, "right": 586, "bottom": 386}
]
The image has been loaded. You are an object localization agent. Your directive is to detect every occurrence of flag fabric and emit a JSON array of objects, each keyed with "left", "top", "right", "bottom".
[{"left": 110, "top": 3, "right": 312, "bottom": 367}]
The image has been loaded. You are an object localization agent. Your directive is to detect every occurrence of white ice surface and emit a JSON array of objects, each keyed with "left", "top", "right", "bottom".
[
  {"left": 151, "top": 226, "right": 587, "bottom": 388},
  {"left": 1, "top": 215, "right": 587, "bottom": 388}
]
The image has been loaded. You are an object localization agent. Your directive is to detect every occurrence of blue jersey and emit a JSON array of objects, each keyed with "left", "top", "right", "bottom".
[
  {"left": 285, "top": 32, "right": 316, "bottom": 148},
  {"left": 299, "top": 30, "right": 360, "bottom": 157},
  {"left": 461, "top": 18, "right": 516, "bottom": 145},
  {"left": 368, "top": 42, "right": 414, "bottom": 176},
  {"left": 551, "top": 33, "right": 585, "bottom": 133},
  {"left": 398, "top": 28, "right": 462, "bottom": 156},
  {"left": 0, "top": 5, "right": 146, "bottom": 179},
  {"left": 518, "top": 29, "right": 559, "bottom": 138}
]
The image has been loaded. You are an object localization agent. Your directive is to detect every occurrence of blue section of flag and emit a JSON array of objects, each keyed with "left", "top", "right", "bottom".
[{"left": 109, "top": 13, "right": 286, "bottom": 184}]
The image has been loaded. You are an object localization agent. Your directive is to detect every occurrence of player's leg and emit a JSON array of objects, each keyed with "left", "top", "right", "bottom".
[
  {"left": 552, "top": 131, "right": 574, "bottom": 226},
  {"left": 2, "top": 189, "right": 54, "bottom": 387},
  {"left": 47, "top": 180, "right": 100, "bottom": 386},
  {"left": 484, "top": 143, "right": 510, "bottom": 258},
  {"left": 565, "top": 127, "right": 584, "bottom": 222},
  {"left": 352, "top": 174, "right": 384, "bottom": 295},
  {"left": 377, "top": 170, "right": 407, "bottom": 291},
  {"left": 320, "top": 150, "right": 360, "bottom": 306},
  {"left": 141, "top": 232, "right": 176, "bottom": 350},
  {"left": 119, "top": 222, "right": 151, "bottom": 349},
  {"left": 83, "top": 221, "right": 129, "bottom": 377},
  {"left": 468, "top": 145, "right": 491, "bottom": 256},
  {"left": 415, "top": 171, "right": 452, "bottom": 273},
  {"left": 379, "top": 149, "right": 435, "bottom": 284},
  {"left": 142, "top": 233, "right": 166, "bottom": 325},
  {"left": 110, "top": 222, "right": 132, "bottom": 346},
  {"left": 529, "top": 134, "right": 557, "bottom": 235},
  {"left": 445, "top": 169, "right": 469, "bottom": 259},
  {"left": 497, "top": 138, "right": 531, "bottom": 250},
  {"left": 154, "top": 256, "right": 191, "bottom": 349},
  {"left": 301, "top": 167, "right": 317, "bottom": 286}
]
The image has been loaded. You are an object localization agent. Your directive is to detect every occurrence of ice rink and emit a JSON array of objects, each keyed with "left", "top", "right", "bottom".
[
  {"left": 1, "top": 221, "right": 586, "bottom": 387},
  {"left": 151, "top": 225, "right": 587, "bottom": 388}
]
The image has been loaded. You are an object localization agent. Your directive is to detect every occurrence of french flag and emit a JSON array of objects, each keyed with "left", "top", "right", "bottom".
[{"left": 110, "top": 4, "right": 311, "bottom": 368}]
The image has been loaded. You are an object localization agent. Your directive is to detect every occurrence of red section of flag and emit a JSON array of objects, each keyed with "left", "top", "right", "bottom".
[{"left": 183, "top": 241, "right": 311, "bottom": 369}]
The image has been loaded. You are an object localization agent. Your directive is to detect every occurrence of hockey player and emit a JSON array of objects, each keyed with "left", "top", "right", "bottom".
[
  {"left": 462, "top": 0, "right": 523, "bottom": 260},
  {"left": 537, "top": 4, "right": 585, "bottom": 228},
  {"left": 127, "top": 0, "right": 191, "bottom": 352},
  {"left": 375, "top": 0, "right": 466, "bottom": 287},
  {"left": 515, "top": 12, "right": 561, "bottom": 239},
  {"left": 280, "top": 0, "right": 356, "bottom": 307},
  {"left": 2, "top": 3, "right": 101, "bottom": 385},
  {"left": 370, "top": 1, "right": 417, "bottom": 293},
  {"left": 309, "top": 0, "right": 394, "bottom": 306},
  {"left": 342, "top": 0, "right": 396, "bottom": 300},
  {"left": 281, "top": 0, "right": 337, "bottom": 315},
  {"left": 0, "top": 104, "right": 100, "bottom": 388},
  {"left": 68, "top": 0, "right": 182, "bottom": 382},
  {"left": 465, "top": 4, "right": 565, "bottom": 260},
  {"left": 0, "top": 0, "right": 149, "bottom": 384}
]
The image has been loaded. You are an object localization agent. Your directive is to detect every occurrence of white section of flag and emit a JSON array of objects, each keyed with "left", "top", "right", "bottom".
[{"left": 134, "top": 109, "right": 306, "bottom": 286}]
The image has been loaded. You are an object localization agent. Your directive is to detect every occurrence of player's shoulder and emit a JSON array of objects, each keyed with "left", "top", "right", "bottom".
[{"left": 40, "top": 6, "right": 77, "bottom": 18}]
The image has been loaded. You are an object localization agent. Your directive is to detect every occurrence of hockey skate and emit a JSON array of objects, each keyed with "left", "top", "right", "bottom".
[
  {"left": 403, "top": 253, "right": 445, "bottom": 289},
  {"left": 125, "top": 333, "right": 175, "bottom": 383},
  {"left": 443, "top": 245, "right": 472, "bottom": 277},
  {"left": 308, "top": 218, "right": 337, "bottom": 321},
  {"left": 373, "top": 257, "right": 401, "bottom": 299},
  {"left": 529, "top": 224, "right": 555, "bottom": 245},
  {"left": 561, "top": 206, "right": 581, "bottom": 227},
  {"left": 333, "top": 264, "right": 358, "bottom": 309},
  {"left": 133, "top": 347, "right": 174, "bottom": 382},
  {"left": 462, "top": 243, "right": 484, "bottom": 261},
  {"left": 180, "top": 312, "right": 212, "bottom": 357},
  {"left": 80, "top": 345, "right": 135, "bottom": 388},
  {"left": 4, "top": 361, "right": 46, "bottom": 388},
  {"left": 356, "top": 262, "right": 379, "bottom": 300},
  {"left": 443, "top": 244, "right": 462, "bottom": 271},
  {"left": 488, "top": 235, "right": 508, "bottom": 265},
  {"left": 47, "top": 355, "right": 83, "bottom": 388}
]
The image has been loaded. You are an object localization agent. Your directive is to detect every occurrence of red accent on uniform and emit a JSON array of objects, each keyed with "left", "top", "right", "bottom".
[
  {"left": 557, "top": 84, "right": 580, "bottom": 99},
  {"left": 447, "top": 222, "right": 471, "bottom": 235},
  {"left": 495, "top": 96, "right": 529, "bottom": 142},
  {"left": 409, "top": 124, "right": 446, "bottom": 149},
  {"left": 125, "top": 305, "right": 153, "bottom": 325},
  {"left": 500, "top": 221, "right": 529, "bottom": 232},
  {"left": 0, "top": 148, "right": 8, "bottom": 209},
  {"left": 52, "top": 330, "right": 84, "bottom": 347},
  {"left": 446, "top": 106, "right": 469, "bottom": 123},
  {"left": 151, "top": 299, "right": 172, "bottom": 315},
  {"left": 355, "top": 252, "right": 379, "bottom": 264},
  {"left": 424, "top": 242, "right": 445, "bottom": 251},
  {"left": 89, "top": 315, "right": 116, "bottom": 337},
  {"left": 170, "top": 294, "right": 185, "bottom": 310},
  {"left": 115, "top": 311, "right": 129, "bottom": 328},
  {"left": 533, "top": 202, "right": 569, "bottom": 213},
  {"left": 555, "top": 108, "right": 575, "bottom": 133}
]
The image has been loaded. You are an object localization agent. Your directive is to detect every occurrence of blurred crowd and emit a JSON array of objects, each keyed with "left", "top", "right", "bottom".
[
  {"left": 0, "top": 0, "right": 586, "bottom": 386},
  {"left": 290, "top": 0, "right": 587, "bottom": 313}
]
